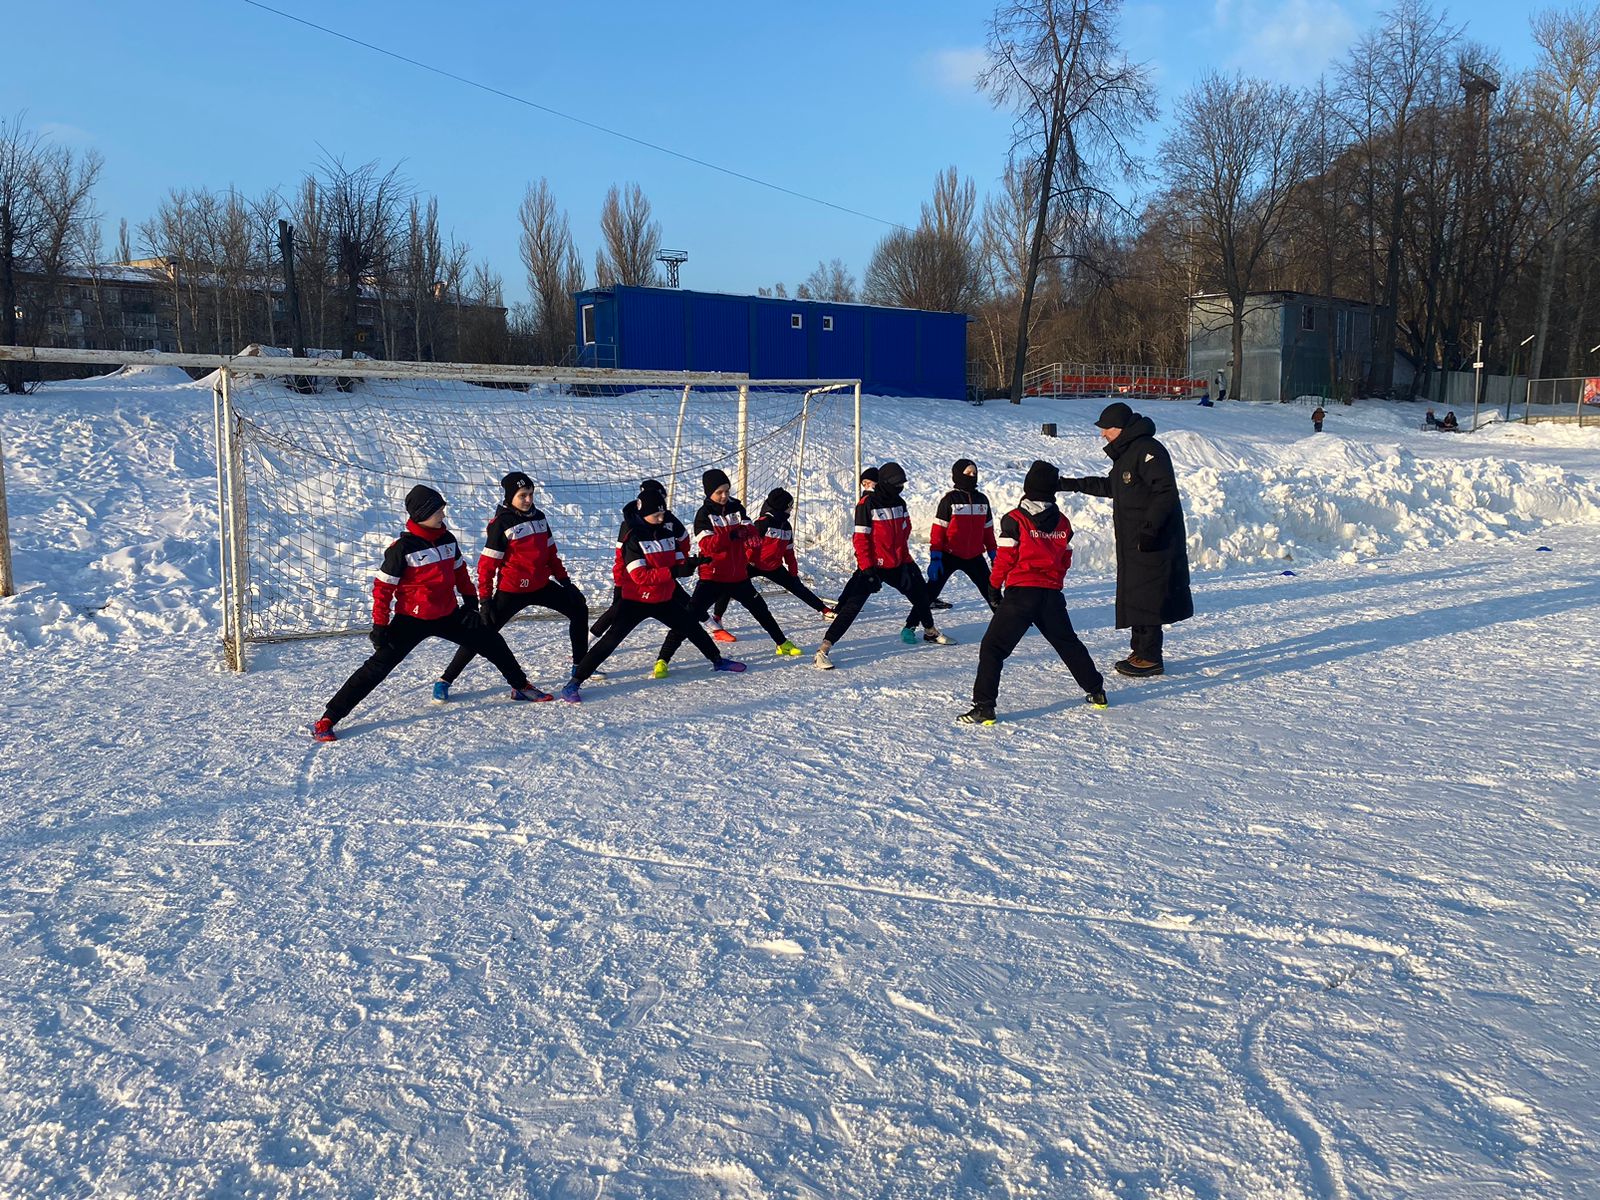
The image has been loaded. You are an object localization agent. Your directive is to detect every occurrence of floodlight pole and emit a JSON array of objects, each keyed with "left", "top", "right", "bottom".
[{"left": 1508, "top": 333, "right": 1534, "bottom": 421}]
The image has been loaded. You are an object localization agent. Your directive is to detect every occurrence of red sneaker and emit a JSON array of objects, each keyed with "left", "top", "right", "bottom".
[{"left": 312, "top": 718, "right": 337, "bottom": 742}]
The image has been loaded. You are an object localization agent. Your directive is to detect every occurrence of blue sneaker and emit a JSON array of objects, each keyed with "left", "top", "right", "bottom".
[
  {"left": 512, "top": 684, "right": 553, "bottom": 702},
  {"left": 900, "top": 627, "right": 918, "bottom": 645},
  {"left": 712, "top": 658, "right": 747, "bottom": 673},
  {"left": 559, "top": 680, "right": 583, "bottom": 703},
  {"left": 432, "top": 680, "right": 450, "bottom": 704}
]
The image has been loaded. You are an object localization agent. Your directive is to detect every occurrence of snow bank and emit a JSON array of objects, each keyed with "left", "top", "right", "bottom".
[{"left": 2, "top": 382, "right": 1598, "bottom": 658}]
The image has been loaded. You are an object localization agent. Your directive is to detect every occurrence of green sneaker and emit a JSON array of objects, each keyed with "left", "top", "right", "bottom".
[
  {"left": 775, "top": 640, "right": 802, "bottom": 656},
  {"left": 652, "top": 659, "right": 669, "bottom": 679}
]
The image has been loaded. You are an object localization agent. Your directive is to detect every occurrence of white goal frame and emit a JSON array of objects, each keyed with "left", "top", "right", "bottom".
[{"left": 0, "top": 346, "right": 862, "bottom": 672}]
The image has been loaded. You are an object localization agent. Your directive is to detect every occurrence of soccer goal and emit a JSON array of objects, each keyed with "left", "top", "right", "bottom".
[{"left": 0, "top": 346, "right": 862, "bottom": 671}]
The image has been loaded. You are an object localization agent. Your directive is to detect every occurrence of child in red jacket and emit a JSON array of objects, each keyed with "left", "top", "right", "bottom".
[
  {"left": 313, "top": 485, "right": 546, "bottom": 741},
  {"left": 432, "top": 471, "right": 590, "bottom": 700},
  {"left": 560, "top": 489, "right": 745, "bottom": 701},
  {"left": 958, "top": 461, "right": 1106, "bottom": 724},
  {"left": 655, "top": 469, "right": 799, "bottom": 674},
  {"left": 814, "top": 461, "right": 950, "bottom": 670},
  {"left": 708, "top": 486, "right": 834, "bottom": 635},
  {"left": 923, "top": 457, "right": 1001, "bottom": 615}
]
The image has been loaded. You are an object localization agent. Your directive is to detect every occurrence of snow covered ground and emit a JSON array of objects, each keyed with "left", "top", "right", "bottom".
[{"left": 1, "top": 372, "right": 1597, "bottom": 1198}]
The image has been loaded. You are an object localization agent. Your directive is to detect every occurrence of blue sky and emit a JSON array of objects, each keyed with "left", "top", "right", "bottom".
[{"left": 6, "top": 0, "right": 1540, "bottom": 306}]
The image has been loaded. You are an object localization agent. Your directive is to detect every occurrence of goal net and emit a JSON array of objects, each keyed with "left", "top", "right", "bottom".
[{"left": 214, "top": 358, "right": 861, "bottom": 668}]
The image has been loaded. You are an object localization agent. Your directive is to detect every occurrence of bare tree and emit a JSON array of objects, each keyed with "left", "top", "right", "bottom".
[
  {"left": 518, "top": 178, "right": 584, "bottom": 363},
  {"left": 139, "top": 189, "right": 201, "bottom": 352},
  {"left": 1525, "top": 4, "right": 1600, "bottom": 378},
  {"left": 0, "top": 113, "right": 102, "bottom": 389},
  {"left": 1339, "top": 0, "right": 1461, "bottom": 394},
  {"left": 802, "top": 258, "right": 856, "bottom": 302},
  {"left": 863, "top": 167, "right": 983, "bottom": 312},
  {"left": 318, "top": 155, "right": 406, "bottom": 361},
  {"left": 980, "top": 0, "right": 1155, "bottom": 401},
  {"left": 1159, "top": 72, "right": 1313, "bottom": 400},
  {"left": 594, "top": 183, "right": 660, "bottom": 287}
]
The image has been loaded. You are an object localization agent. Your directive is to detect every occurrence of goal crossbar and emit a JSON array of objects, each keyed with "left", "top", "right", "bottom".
[
  {"left": 0, "top": 345, "right": 858, "bottom": 390},
  {"left": 0, "top": 346, "right": 863, "bottom": 671}
]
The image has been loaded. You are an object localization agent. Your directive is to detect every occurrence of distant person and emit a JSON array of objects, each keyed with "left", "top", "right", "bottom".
[
  {"left": 1441, "top": 410, "right": 1459, "bottom": 431},
  {"left": 1213, "top": 368, "right": 1228, "bottom": 402},
  {"left": 1424, "top": 408, "right": 1440, "bottom": 428},
  {"left": 1311, "top": 405, "right": 1326, "bottom": 433},
  {"left": 1197, "top": 391, "right": 1214, "bottom": 407},
  {"left": 1056, "top": 402, "right": 1194, "bottom": 677}
]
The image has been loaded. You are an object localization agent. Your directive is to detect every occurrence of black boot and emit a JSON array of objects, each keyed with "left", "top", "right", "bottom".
[{"left": 956, "top": 704, "right": 997, "bottom": 725}]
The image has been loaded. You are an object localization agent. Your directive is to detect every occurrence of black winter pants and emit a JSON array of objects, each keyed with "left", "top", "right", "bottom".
[
  {"left": 572, "top": 596, "right": 723, "bottom": 686},
  {"left": 923, "top": 552, "right": 1000, "bottom": 616},
  {"left": 591, "top": 579, "right": 691, "bottom": 636},
  {"left": 973, "top": 587, "right": 1104, "bottom": 708},
  {"left": 439, "top": 581, "right": 589, "bottom": 683},
  {"left": 824, "top": 564, "right": 933, "bottom": 645},
  {"left": 324, "top": 611, "right": 528, "bottom": 724},
  {"left": 712, "top": 567, "right": 829, "bottom": 618},
  {"left": 661, "top": 578, "right": 785, "bottom": 662},
  {"left": 1130, "top": 624, "right": 1164, "bottom": 663}
]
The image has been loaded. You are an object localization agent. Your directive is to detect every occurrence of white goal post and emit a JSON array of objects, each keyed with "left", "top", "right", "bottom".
[{"left": 0, "top": 346, "right": 863, "bottom": 671}]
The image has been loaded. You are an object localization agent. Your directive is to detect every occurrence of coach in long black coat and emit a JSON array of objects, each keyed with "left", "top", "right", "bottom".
[{"left": 1057, "top": 401, "right": 1193, "bottom": 676}]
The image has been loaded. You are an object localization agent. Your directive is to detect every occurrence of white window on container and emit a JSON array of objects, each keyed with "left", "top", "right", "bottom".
[
  {"left": 582, "top": 304, "right": 595, "bottom": 345},
  {"left": 791, "top": 313, "right": 803, "bottom": 330},
  {"left": 822, "top": 315, "right": 834, "bottom": 332}
]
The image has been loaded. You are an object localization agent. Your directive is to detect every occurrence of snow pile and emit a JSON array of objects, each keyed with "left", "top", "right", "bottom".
[{"left": 3, "top": 380, "right": 1600, "bottom": 659}]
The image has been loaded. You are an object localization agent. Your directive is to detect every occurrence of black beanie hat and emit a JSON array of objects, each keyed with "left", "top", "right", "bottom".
[
  {"left": 762, "top": 486, "right": 794, "bottom": 516},
  {"left": 952, "top": 458, "right": 977, "bottom": 488},
  {"left": 876, "top": 461, "right": 907, "bottom": 490},
  {"left": 1023, "top": 460, "right": 1059, "bottom": 500},
  {"left": 1096, "top": 401, "right": 1135, "bottom": 429},
  {"left": 860, "top": 466, "right": 879, "bottom": 484},
  {"left": 639, "top": 478, "right": 667, "bottom": 497},
  {"left": 405, "top": 484, "right": 446, "bottom": 522},
  {"left": 702, "top": 468, "right": 731, "bottom": 497},
  {"left": 501, "top": 471, "right": 534, "bottom": 504},
  {"left": 636, "top": 489, "right": 667, "bottom": 518}
]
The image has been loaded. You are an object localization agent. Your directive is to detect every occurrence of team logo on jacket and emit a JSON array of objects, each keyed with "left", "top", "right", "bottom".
[
  {"left": 1121, "top": 470, "right": 1133, "bottom": 484},
  {"left": 404, "top": 544, "right": 457, "bottom": 567}
]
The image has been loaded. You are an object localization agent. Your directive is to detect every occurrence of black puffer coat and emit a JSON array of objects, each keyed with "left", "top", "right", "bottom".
[{"left": 1060, "top": 414, "right": 1194, "bottom": 628}]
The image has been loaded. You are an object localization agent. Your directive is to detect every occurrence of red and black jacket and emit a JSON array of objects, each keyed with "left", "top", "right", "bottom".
[
  {"left": 747, "top": 511, "right": 799, "bottom": 575},
  {"left": 852, "top": 486, "right": 913, "bottom": 571},
  {"left": 692, "top": 497, "right": 754, "bottom": 582},
  {"left": 476, "top": 503, "right": 568, "bottom": 598},
  {"left": 611, "top": 501, "right": 688, "bottom": 587},
  {"left": 990, "top": 500, "right": 1074, "bottom": 591},
  {"left": 373, "top": 520, "right": 475, "bottom": 624},
  {"left": 930, "top": 488, "right": 997, "bottom": 559},
  {"left": 619, "top": 518, "right": 687, "bottom": 604}
]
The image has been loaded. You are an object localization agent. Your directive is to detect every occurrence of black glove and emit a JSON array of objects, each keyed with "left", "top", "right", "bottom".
[
  {"left": 1056, "top": 478, "right": 1082, "bottom": 494},
  {"left": 457, "top": 595, "right": 483, "bottom": 628},
  {"left": 369, "top": 624, "right": 392, "bottom": 652},
  {"left": 674, "top": 555, "right": 708, "bottom": 577},
  {"left": 1137, "top": 533, "right": 1158, "bottom": 552}
]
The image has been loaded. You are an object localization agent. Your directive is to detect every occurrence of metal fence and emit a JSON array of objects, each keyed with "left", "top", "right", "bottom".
[{"left": 1524, "top": 376, "right": 1600, "bottom": 426}]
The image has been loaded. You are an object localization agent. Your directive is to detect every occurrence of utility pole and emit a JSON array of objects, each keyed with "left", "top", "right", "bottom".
[
  {"left": 277, "top": 219, "right": 307, "bottom": 358},
  {"left": 1470, "top": 321, "right": 1485, "bottom": 432}
]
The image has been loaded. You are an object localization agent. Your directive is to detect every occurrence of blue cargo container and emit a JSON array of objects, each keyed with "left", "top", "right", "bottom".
[{"left": 572, "top": 286, "right": 969, "bottom": 400}]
